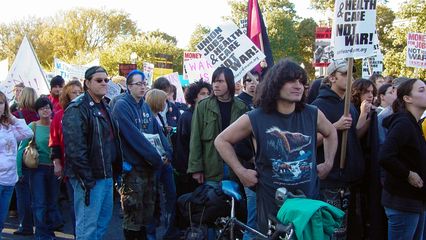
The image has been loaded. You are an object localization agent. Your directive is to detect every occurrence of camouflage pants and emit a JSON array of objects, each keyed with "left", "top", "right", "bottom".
[
  {"left": 120, "top": 168, "right": 156, "bottom": 231},
  {"left": 319, "top": 187, "right": 350, "bottom": 240}
]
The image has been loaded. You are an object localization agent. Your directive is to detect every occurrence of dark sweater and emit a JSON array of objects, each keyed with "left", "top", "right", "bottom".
[
  {"left": 379, "top": 111, "right": 426, "bottom": 202},
  {"left": 311, "top": 86, "right": 365, "bottom": 185}
]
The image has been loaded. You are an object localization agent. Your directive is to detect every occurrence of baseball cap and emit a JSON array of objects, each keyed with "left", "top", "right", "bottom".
[
  {"left": 327, "top": 59, "right": 349, "bottom": 76},
  {"left": 85, "top": 66, "right": 107, "bottom": 80}
]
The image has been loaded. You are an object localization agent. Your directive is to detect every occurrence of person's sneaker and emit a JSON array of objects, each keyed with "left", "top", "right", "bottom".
[{"left": 13, "top": 230, "right": 34, "bottom": 236}]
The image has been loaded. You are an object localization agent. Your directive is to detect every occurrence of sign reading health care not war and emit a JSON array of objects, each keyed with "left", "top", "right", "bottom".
[
  {"left": 196, "top": 22, "right": 265, "bottom": 82},
  {"left": 406, "top": 32, "right": 426, "bottom": 69},
  {"left": 332, "top": 0, "right": 378, "bottom": 59}
]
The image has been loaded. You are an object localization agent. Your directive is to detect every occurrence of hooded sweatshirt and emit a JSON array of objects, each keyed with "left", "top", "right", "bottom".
[
  {"left": 311, "top": 86, "right": 365, "bottom": 186},
  {"left": 111, "top": 92, "right": 171, "bottom": 171},
  {"left": 379, "top": 111, "right": 426, "bottom": 202}
]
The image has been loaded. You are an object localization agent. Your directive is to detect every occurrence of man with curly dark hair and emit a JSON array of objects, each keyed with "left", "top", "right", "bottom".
[{"left": 215, "top": 58, "right": 337, "bottom": 234}]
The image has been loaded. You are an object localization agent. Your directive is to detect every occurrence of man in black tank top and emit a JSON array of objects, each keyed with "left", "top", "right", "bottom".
[{"left": 215, "top": 59, "right": 338, "bottom": 234}]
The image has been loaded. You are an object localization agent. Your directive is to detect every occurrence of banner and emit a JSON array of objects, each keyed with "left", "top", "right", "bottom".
[
  {"left": 183, "top": 51, "right": 203, "bottom": 80},
  {"left": 314, "top": 27, "right": 334, "bottom": 67},
  {"left": 332, "top": 0, "right": 378, "bottom": 59},
  {"left": 143, "top": 62, "right": 154, "bottom": 86},
  {"left": 362, "top": 51, "right": 384, "bottom": 78},
  {"left": 119, "top": 64, "right": 137, "bottom": 77},
  {"left": 240, "top": 19, "right": 247, "bottom": 35},
  {"left": 105, "top": 81, "right": 122, "bottom": 100},
  {"left": 406, "top": 32, "right": 426, "bottom": 69},
  {"left": 54, "top": 58, "right": 88, "bottom": 81},
  {"left": 0, "top": 59, "right": 8, "bottom": 82},
  {"left": 161, "top": 72, "right": 185, "bottom": 103},
  {"left": 184, "top": 57, "right": 214, "bottom": 83},
  {"left": 247, "top": 0, "right": 274, "bottom": 71},
  {"left": 1, "top": 36, "right": 49, "bottom": 100},
  {"left": 153, "top": 54, "right": 173, "bottom": 81},
  {"left": 196, "top": 22, "right": 265, "bottom": 82}
]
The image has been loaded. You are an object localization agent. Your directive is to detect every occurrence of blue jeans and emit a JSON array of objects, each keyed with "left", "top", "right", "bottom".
[
  {"left": 70, "top": 177, "right": 113, "bottom": 240},
  {"left": 0, "top": 184, "right": 15, "bottom": 236},
  {"left": 385, "top": 207, "right": 426, "bottom": 240},
  {"left": 29, "top": 165, "right": 60, "bottom": 239},
  {"left": 15, "top": 168, "right": 33, "bottom": 233},
  {"left": 147, "top": 163, "right": 178, "bottom": 239},
  {"left": 243, "top": 187, "right": 257, "bottom": 240}
]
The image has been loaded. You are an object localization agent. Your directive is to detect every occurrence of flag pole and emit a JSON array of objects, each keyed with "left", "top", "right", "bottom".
[{"left": 340, "top": 57, "right": 354, "bottom": 172}]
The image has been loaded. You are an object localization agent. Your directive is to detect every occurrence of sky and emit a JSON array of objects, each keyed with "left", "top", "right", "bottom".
[{"left": 0, "top": 0, "right": 405, "bottom": 48}]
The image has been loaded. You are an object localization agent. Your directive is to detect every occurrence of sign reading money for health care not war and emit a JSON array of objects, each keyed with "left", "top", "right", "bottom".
[
  {"left": 406, "top": 32, "right": 426, "bottom": 69},
  {"left": 196, "top": 21, "right": 265, "bottom": 82},
  {"left": 332, "top": 0, "right": 378, "bottom": 59}
]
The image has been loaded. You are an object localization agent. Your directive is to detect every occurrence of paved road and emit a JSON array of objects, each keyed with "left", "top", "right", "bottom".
[{"left": 2, "top": 197, "right": 125, "bottom": 240}]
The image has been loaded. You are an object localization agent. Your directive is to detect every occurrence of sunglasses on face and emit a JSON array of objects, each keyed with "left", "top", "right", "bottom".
[{"left": 93, "top": 78, "right": 110, "bottom": 84}]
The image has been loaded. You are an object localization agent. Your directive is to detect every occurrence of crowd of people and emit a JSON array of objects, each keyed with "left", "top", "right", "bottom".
[{"left": 0, "top": 58, "right": 425, "bottom": 240}]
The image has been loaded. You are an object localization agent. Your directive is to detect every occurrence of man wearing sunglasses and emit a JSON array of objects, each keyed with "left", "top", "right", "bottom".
[
  {"left": 62, "top": 66, "right": 123, "bottom": 240},
  {"left": 111, "top": 70, "right": 170, "bottom": 239}
]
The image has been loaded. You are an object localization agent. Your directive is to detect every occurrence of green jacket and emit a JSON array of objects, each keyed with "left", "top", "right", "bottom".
[
  {"left": 277, "top": 198, "right": 345, "bottom": 240},
  {"left": 187, "top": 96, "right": 248, "bottom": 182}
]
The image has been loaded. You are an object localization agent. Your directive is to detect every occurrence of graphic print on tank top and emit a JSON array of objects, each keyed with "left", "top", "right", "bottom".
[{"left": 266, "top": 126, "right": 312, "bottom": 185}]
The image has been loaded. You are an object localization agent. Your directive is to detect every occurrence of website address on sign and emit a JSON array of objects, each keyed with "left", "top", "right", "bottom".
[{"left": 337, "top": 48, "right": 368, "bottom": 55}]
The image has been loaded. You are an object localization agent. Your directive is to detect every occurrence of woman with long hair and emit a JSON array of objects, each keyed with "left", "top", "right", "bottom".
[
  {"left": 0, "top": 91, "right": 33, "bottom": 236},
  {"left": 12, "top": 86, "right": 39, "bottom": 236},
  {"left": 48, "top": 80, "right": 82, "bottom": 236},
  {"left": 17, "top": 97, "right": 59, "bottom": 239},
  {"left": 379, "top": 79, "right": 426, "bottom": 239}
]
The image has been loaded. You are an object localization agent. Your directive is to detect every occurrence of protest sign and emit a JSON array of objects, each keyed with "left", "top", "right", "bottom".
[
  {"left": 240, "top": 19, "right": 247, "bottom": 35},
  {"left": 184, "top": 57, "right": 214, "bottom": 83},
  {"left": 143, "top": 133, "right": 166, "bottom": 157},
  {"left": 1, "top": 36, "right": 49, "bottom": 100},
  {"left": 332, "top": 0, "right": 378, "bottom": 59},
  {"left": 161, "top": 72, "right": 185, "bottom": 103},
  {"left": 406, "top": 32, "right": 426, "bottom": 69},
  {"left": 362, "top": 51, "right": 383, "bottom": 78},
  {"left": 314, "top": 27, "right": 334, "bottom": 67},
  {"left": 119, "top": 64, "right": 137, "bottom": 77},
  {"left": 143, "top": 62, "right": 154, "bottom": 86},
  {"left": 54, "top": 58, "right": 88, "bottom": 80},
  {"left": 105, "top": 81, "right": 121, "bottom": 100},
  {"left": 183, "top": 51, "right": 203, "bottom": 80},
  {"left": 153, "top": 54, "right": 173, "bottom": 80},
  {"left": 196, "top": 21, "right": 265, "bottom": 82}
]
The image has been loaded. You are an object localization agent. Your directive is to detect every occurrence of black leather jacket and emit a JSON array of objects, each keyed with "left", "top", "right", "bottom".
[{"left": 63, "top": 93, "right": 123, "bottom": 191}]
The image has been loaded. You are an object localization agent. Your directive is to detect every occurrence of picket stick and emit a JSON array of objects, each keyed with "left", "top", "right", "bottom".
[{"left": 340, "top": 58, "right": 354, "bottom": 170}]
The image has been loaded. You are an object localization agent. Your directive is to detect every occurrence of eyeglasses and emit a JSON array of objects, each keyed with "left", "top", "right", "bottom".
[
  {"left": 129, "top": 81, "right": 147, "bottom": 86},
  {"left": 39, "top": 106, "right": 52, "bottom": 111},
  {"left": 93, "top": 78, "right": 110, "bottom": 84}
]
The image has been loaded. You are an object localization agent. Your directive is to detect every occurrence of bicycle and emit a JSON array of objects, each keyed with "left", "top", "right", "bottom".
[{"left": 215, "top": 180, "right": 305, "bottom": 240}]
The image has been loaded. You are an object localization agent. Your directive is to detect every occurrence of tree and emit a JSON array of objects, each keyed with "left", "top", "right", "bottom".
[
  {"left": 297, "top": 18, "right": 317, "bottom": 78},
  {"left": 383, "top": 0, "right": 425, "bottom": 79},
  {"left": 376, "top": 4, "right": 396, "bottom": 52},
  {"left": 187, "top": 24, "right": 210, "bottom": 51},
  {"left": 147, "top": 30, "right": 178, "bottom": 45}
]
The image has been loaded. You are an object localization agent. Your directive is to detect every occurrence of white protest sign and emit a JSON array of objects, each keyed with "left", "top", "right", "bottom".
[
  {"left": 143, "top": 133, "right": 166, "bottom": 157},
  {"left": 240, "top": 19, "right": 247, "bottom": 35},
  {"left": 332, "top": 0, "right": 378, "bottom": 59},
  {"left": 0, "top": 59, "right": 8, "bottom": 82},
  {"left": 105, "top": 81, "right": 121, "bottom": 100},
  {"left": 161, "top": 72, "right": 185, "bottom": 103},
  {"left": 196, "top": 22, "right": 265, "bottom": 82},
  {"left": 406, "top": 32, "right": 426, "bottom": 69},
  {"left": 1, "top": 36, "right": 49, "bottom": 100},
  {"left": 362, "top": 51, "right": 383, "bottom": 78},
  {"left": 183, "top": 51, "right": 203, "bottom": 80},
  {"left": 143, "top": 62, "right": 154, "bottom": 86},
  {"left": 184, "top": 57, "right": 214, "bottom": 83},
  {"left": 54, "top": 58, "right": 90, "bottom": 81}
]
